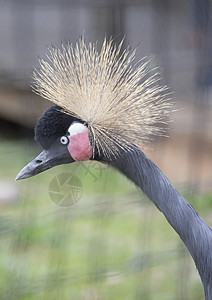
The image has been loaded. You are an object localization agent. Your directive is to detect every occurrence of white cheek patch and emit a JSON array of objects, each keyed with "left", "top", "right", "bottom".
[{"left": 68, "top": 122, "right": 87, "bottom": 137}]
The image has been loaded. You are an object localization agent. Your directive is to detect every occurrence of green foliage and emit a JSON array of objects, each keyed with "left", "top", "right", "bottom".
[{"left": 0, "top": 139, "right": 209, "bottom": 299}]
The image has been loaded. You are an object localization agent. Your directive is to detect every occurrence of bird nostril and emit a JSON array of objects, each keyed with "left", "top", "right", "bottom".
[{"left": 36, "top": 159, "right": 42, "bottom": 164}]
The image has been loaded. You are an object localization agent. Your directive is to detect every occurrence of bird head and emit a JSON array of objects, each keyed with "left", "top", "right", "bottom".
[
  {"left": 16, "top": 37, "right": 172, "bottom": 180},
  {"left": 16, "top": 105, "right": 97, "bottom": 180}
]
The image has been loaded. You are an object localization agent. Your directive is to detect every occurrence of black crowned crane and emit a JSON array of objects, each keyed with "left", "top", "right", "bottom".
[{"left": 16, "top": 38, "right": 212, "bottom": 299}]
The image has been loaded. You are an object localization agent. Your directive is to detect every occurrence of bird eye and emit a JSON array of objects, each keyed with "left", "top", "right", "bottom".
[{"left": 60, "top": 136, "right": 69, "bottom": 145}]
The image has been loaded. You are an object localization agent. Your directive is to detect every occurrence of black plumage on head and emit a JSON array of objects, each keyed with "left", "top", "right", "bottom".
[{"left": 35, "top": 105, "right": 80, "bottom": 149}]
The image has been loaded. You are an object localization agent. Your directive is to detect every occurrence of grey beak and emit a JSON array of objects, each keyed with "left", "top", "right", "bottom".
[
  {"left": 16, "top": 145, "right": 74, "bottom": 180},
  {"left": 16, "top": 150, "right": 53, "bottom": 180}
]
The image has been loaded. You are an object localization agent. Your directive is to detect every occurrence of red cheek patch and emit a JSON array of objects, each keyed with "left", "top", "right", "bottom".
[{"left": 68, "top": 129, "right": 92, "bottom": 161}]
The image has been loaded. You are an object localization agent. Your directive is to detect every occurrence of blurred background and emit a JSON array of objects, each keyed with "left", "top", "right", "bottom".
[{"left": 0, "top": 0, "right": 212, "bottom": 299}]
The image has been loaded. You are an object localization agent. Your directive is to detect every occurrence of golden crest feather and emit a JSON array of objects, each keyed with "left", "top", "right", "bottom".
[{"left": 32, "top": 37, "right": 172, "bottom": 159}]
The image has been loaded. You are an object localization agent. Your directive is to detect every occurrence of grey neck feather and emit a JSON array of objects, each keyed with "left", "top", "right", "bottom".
[{"left": 109, "top": 147, "right": 212, "bottom": 299}]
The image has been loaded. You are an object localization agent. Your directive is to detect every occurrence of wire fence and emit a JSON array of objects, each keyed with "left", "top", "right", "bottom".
[{"left": 0, "top": 0, "right": 211, "bottom": 299}]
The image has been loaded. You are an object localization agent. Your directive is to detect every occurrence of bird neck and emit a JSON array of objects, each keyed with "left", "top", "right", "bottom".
[{"left": 109, "top": 147, "right": 212, "bottom": 298}]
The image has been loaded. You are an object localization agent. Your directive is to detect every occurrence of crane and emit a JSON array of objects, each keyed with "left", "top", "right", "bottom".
[{"left": 16, "top": 38, "right": 212, "bottom": 299}]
